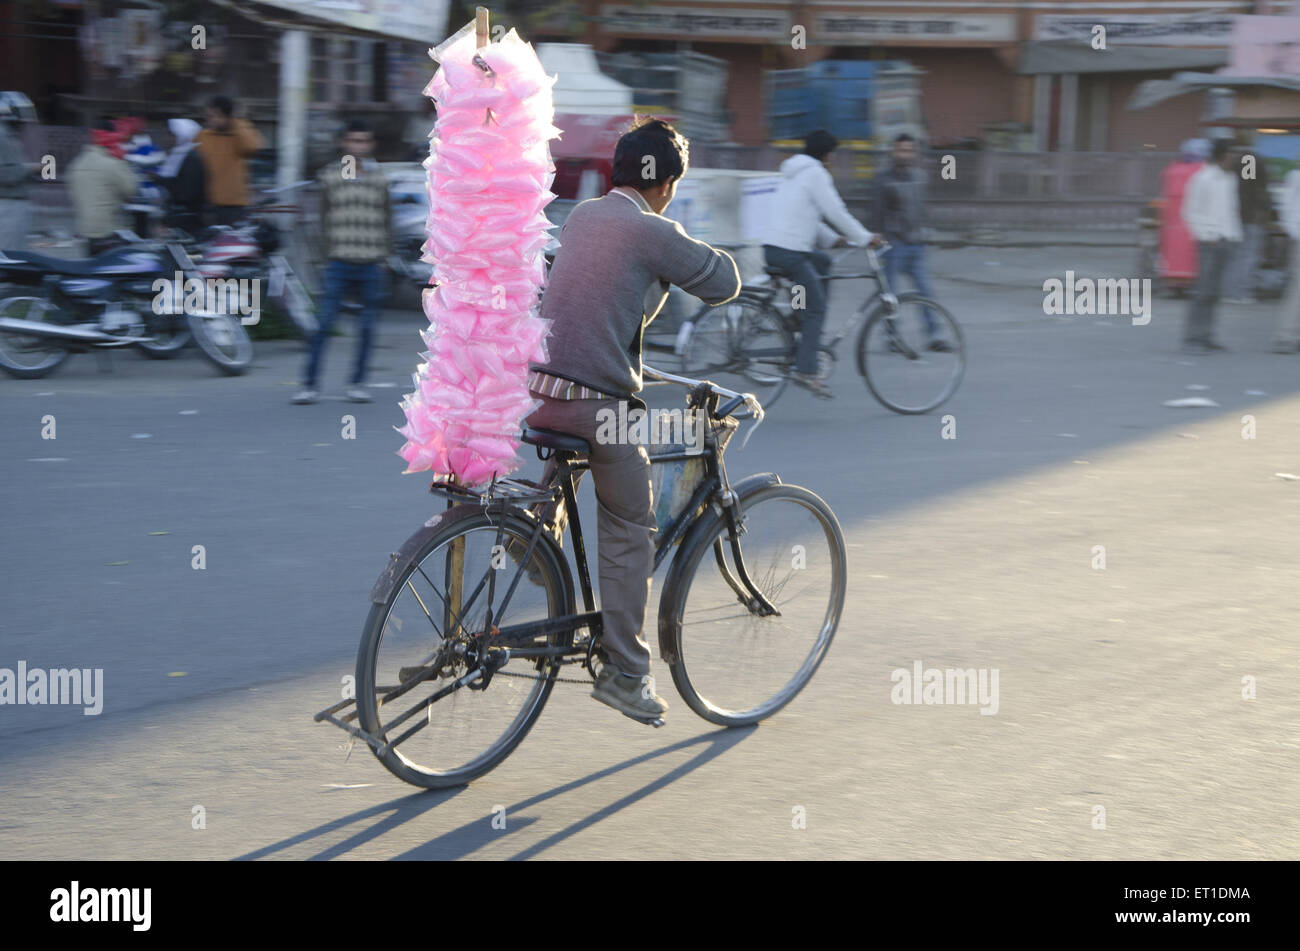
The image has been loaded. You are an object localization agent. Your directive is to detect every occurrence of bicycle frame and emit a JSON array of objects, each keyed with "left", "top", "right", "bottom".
[
  {"left": 427, "top": 412, "right": 779, "bottom": 665},
  {"left": 314, "top": 371, "right": 778, "bottom": 751},
  {"left": 728, "top": 242, "right": 942, "bottom": 370}
]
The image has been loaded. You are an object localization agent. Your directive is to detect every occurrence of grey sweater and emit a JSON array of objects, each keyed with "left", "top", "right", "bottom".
[
  {"left": 867, "top": 164, "right": 926, "bottom": 244},
  {"left": 534, "top": 188, "right": 741, "bottom": 399}
]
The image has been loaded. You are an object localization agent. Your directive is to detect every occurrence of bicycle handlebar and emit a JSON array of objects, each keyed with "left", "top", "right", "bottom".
[
  {"left": 642, "top": 363, "right": 765, "bottom": 448},
  {"left": 823, "top": 240, "right": 892, "bottom": 282}
]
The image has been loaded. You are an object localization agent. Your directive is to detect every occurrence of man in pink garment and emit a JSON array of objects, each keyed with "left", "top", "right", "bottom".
[{"left": 1159, "top": 139, "right": 1210, "bottom": 289}]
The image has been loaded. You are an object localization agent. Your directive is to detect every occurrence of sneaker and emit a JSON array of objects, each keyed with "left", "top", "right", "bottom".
[
  {"left": 791, "top": 370, "right": 833, "bottom": 400},
  {"left": 1181, "top": 342, "right": 1211, "bottom": 355},
  {"left": 1271, "top": 341, "right": 1299, "bottom": 354},
  {"left": 291, "top": 388, "right": 319, "bottom": 404},
  {"left": 591, "top": 664, "right": 668, "bottom": 722},
  {"left": 1203, "top": 340, "right": 1229, "bottom": 352},
  {"left": 927, "top": 338, "right": 954, "bottom": 353},
  {"left": 346, "top": 386, "right": 372, "bottom": 402}
]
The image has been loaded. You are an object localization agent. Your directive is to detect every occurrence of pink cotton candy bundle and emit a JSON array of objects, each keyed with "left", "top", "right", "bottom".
[{"left": 397, "top": 23, "right": 559, "bottom": 484}]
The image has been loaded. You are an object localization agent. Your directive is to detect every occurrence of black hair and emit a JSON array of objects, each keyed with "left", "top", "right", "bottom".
[
  {"left": 804, "top": 129, "right": 838, "bottom": 160},
  {"left": 342, "top": 118, "right": 372, "bottom": 136},
  {"left": 1211, "top": 138, "right": 1233, "bottom": 162},
  {"left": 611, "top": 116, "right": 688, "bottom": 189},
  {"left": 893, "top": 133, "right": 916, "bottom": 145},
  {"left": 93, "top": 116, "right": 116, "bottom": 132},
  {"left": 209, "top": 95, "right": 234, "bottom": 117}
]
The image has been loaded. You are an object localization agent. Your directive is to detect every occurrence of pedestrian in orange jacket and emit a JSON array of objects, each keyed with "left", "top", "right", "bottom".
[{"left": 196, "top": 95, "right": 264, "bottom": 226}]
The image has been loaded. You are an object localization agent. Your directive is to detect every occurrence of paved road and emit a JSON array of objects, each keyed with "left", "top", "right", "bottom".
[{"left": 2, "top": 248, "right": 1298, "bottom": 859}]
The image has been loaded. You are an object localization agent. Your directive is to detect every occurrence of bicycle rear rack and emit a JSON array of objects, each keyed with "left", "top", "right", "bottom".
[{"left": 428, "top": 475, "right": 557, "bottom": 508}]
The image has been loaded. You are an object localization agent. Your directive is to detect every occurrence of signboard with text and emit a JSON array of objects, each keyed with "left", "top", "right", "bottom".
[
  {"left": 1034, "top": 13, "right": 1234, "bottom": 47},
  {"left": 1226, "top": 14, "right": 1300, "bottom": 76},
  {"left": 258, "top": 0, "right": 450, "bottom": 44},
  {"left": 813, "top": 13, "right": 1015, "bottom": 45},
  {"left": 599, "top": 5, "right": 790, "bottom": 39}
]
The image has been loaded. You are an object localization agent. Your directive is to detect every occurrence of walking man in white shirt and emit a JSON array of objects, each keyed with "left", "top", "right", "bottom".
[
  {"left": 1181, "top": 139, "right": 1242, "bottom": 353},
  {"left": 762, "top": 129, "right": 880, "bottom": 397}
]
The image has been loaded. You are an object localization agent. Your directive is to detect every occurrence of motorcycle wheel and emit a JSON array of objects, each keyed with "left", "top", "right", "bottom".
[
  {"left": 136, "top": 311, "right": 192, "bottom": 359},
  {"left": 187, "top": 311, "right": 253, "bottom": 375},
  {"left": 0, "top": 296, "right": 71, "bottom": 379}
]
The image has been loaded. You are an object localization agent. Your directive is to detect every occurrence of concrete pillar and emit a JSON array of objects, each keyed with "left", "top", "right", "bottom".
[
  {"left": 1033, "top": 73, "right": 1052, "bottom": 151},
  {"left": 1088, "top": 76, "right": 1109, "bottom": 151},
  {"left": 1058, "top": 72, "right": 1078, "bottom": 152},
  {"left": 277, "top": 30, "right": 308, "bottom": 189}
]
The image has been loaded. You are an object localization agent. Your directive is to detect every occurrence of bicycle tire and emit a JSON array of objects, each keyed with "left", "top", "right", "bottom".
[
  {"left": 855, "top": 293, "right": 965, "bottom": 415},
  {"left": 356, "top": 506, "right": 573, "bottom": 788},
  {"left": 659, "top": 482, "right": 847, "bottom": 727},
  {"left": 679, "top": 295, "right": 793, "bottom": 408}
]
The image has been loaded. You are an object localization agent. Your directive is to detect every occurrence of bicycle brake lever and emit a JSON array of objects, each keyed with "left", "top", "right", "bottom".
[{"left": 738, "top": 395, "right": 764, "bottom": 451}]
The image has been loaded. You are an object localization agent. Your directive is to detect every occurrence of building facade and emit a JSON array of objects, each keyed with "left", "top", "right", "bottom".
[{"left": 530, "top": 0, "right": 1278, "bottom": 150}]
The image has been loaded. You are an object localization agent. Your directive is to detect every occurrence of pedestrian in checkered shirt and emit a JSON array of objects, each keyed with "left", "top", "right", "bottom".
[{"left": 294, "top": 119, "right": 392, "bottom": 404}]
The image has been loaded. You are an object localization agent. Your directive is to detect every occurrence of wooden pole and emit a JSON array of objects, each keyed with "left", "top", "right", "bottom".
[{"left": 447, "top": 7, "right": 490, "bottom": 636}]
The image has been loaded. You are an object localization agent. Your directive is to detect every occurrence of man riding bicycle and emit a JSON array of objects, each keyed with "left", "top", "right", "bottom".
[
  {"left": 526, "top": 117, "right": 741, "bottom": 723},
  {"left": 762, "top": 129, "right": 882, "bottom": 399}
]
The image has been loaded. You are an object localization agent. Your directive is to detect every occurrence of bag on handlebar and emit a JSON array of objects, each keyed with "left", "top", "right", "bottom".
[{"left": 648, "top": 409, "right": 738, "bottom": 535}]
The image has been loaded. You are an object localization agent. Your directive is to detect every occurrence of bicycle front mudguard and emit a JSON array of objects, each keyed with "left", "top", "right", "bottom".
[{"left": 655, "top": 471, "right": 783, "bottom": 665}]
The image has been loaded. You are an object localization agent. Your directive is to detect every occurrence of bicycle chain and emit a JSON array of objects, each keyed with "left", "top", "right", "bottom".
[{"left": 492, "top": 667, "right": 595, "bottom": 686}]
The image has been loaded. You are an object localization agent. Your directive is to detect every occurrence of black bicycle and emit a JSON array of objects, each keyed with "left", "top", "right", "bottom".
[
  {"left": 316, "top": 366, "right": 847, "bottom": 788},
  {"left": 679, "top": 243, "right": 965, "bottom": 414}
]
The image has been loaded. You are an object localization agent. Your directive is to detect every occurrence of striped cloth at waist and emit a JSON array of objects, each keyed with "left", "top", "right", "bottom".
[{"left": 527, "top": 369, "right": 620, "bottom": 402}]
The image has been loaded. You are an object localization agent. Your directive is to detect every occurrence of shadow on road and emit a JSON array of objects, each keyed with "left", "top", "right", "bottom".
[{"left": 236, "top": 725, "right": 752, "bottom": 860}]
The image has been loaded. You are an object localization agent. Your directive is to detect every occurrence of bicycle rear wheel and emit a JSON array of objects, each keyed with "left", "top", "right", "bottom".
[
  {"left": 660, "top": 483, "right": 846, "bottom": 726},
  {"left": 679, "top": 296, "right": 792, "bottom": 408},
  {"left": 356, "top": 507, "right": 572, "bottom": 788},
  {"left": 856, "top": 294, "right": 964, "bottom": 414}
]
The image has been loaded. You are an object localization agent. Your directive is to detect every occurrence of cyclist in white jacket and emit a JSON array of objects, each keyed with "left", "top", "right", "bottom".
[{"left": 762, "top": 129, "right": 879, "bottom": 397}]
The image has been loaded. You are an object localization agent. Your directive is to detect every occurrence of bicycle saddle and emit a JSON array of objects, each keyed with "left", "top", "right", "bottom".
[
  {"left": 521, "top": 426, "right": 590, "bottom": 454},
  {"left": 763, "top": 265, "right": 791, "bottom": 278}
]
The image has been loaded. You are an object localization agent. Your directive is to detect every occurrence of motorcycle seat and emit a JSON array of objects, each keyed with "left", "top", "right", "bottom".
[{"left": 0, "top": 249, "right": 123, "bottom": 275}]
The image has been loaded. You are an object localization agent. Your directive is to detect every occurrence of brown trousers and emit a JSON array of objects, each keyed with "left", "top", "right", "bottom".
[{"left": 525, "top": 393, "right": 656, "bottom": 677}]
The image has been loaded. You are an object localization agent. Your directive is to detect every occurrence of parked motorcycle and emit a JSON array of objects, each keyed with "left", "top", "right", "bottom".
[{"left": 0, "top": 233, "right": 252, "bottom": 379}]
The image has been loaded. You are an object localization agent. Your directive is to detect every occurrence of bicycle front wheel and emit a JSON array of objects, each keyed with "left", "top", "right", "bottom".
[
  {"left": 660, "top": 483, "right": 846, "bottom": 726},
  {"left": 856, "top": 294, "right": 965, "bottom": 414},
  {"left": 679, "top": 295, "right": 792, "bottom": 407},
  {"left": 356, "top": 507, "right": 572, "bottom": 788}
]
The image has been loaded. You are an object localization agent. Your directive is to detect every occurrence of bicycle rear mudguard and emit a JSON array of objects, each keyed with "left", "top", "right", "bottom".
[{"left": 655, "top": 471, "right": 782, "bottom": 665}]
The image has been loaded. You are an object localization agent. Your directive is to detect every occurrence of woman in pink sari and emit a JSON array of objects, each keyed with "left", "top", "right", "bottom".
[{"left": 1159, "top": 139, "right": 1210, "bottom": 287}]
